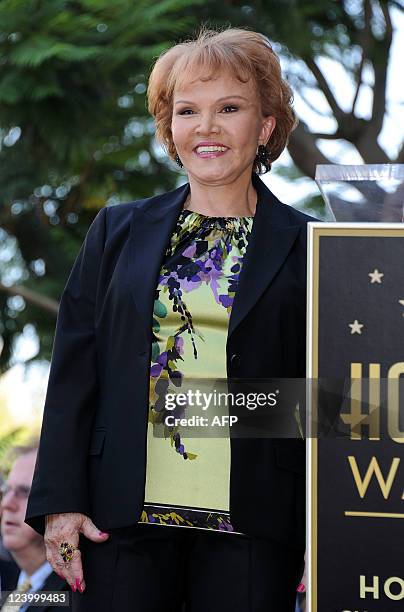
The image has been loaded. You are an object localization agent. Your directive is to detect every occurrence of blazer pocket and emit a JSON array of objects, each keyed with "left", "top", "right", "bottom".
[
  {"left": 275, "top": 445, "right": 305, "bottom": 475},
  {"left": 88, "top": 429, "right": 106, "bottom": 456}
]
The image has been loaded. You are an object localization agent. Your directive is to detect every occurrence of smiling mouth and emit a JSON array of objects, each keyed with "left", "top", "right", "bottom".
[{"left": 194, "top": 145, "right": 229, "bottom": 157}]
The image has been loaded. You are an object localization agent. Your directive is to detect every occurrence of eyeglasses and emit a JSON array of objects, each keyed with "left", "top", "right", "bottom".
[{"left": 0, "top": 483, "right": 31, "bottom": 500}]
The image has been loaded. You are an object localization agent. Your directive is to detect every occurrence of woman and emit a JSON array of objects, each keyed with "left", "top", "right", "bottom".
[{"left": 25, "top": 27, "right": 315, "bottom": 611}]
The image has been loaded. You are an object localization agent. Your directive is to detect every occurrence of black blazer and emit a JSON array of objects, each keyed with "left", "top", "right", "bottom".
[
  {"left": 0, "top": 570, "right": 69, "bottom": 611},
  {"left": 25, "top": 173, "right": 317, "bottom": 549}
]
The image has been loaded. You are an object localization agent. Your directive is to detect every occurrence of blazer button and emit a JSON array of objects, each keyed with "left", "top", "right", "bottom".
[{"left": 230, "top": 354, "right": 241, "bottom": 369}]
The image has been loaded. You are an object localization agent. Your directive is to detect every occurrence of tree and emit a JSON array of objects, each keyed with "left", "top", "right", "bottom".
[
  {"left": 198, "top": 0, "right": 403, "bottom": 177},
  {"left": 0, "top": 0, "right": 202, "bottom": 370},
  {"left": 1, "top": 0, "right": 402, "bottom": 371}
]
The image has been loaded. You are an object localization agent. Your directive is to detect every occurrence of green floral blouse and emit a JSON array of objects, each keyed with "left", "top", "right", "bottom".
[{"left": 139, "top": 207, "right": 253, "bottom": 533}]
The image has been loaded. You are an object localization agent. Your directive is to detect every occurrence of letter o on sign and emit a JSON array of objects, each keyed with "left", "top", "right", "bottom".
[{"left": 384, "top": 577, "right": 404, "bottom": 600}]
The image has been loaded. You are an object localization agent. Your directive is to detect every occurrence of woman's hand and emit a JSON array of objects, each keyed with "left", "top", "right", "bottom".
[{"left": 44, "top": 512, "right": 109, "bottom": 593}]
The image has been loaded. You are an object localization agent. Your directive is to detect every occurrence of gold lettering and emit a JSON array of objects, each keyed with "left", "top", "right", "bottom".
[
  {"left": 341, "top": 363, "right": 380, "bottom": 440},
  {"left": 348, "top": 456, "right": 400, "bottom": 499},
  {"left": 384, "top": 577, "right": 404, "bottom": 600},
  {"left": 360, "top": 574, "right": 379, "bottom": 599},
  {"left": 388, "top": 363, "right": 404, "bottom": 444}
]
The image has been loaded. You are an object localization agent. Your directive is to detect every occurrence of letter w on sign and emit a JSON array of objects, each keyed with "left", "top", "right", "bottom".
[{"left": 348, "top": 456, "right": 400, "bottom": 499}]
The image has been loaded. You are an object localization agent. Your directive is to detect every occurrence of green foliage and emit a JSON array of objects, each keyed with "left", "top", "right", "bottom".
[
  {"left": 0, "top": 0, "right": 199, "bottom": 370},
  {"left": 0, "top": 0, "right": 400, "bottom": 371},
  {"left": 0, "top": 427, "right": 26, "bottom": 476},
  {"left": 0, "top": 0, "right": 196, "bottom": 174}
]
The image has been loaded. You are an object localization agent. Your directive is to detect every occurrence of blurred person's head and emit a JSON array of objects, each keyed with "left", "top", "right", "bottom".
[
  {"left": 0, "top": 443, "right": 46, "bottom": 573},
  {"left": 0, "top": 470, "right": 15, "bottom": 562}
]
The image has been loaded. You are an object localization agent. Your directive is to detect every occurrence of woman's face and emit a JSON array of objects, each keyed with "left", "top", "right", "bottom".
[{"left": 171, "top": 70, "right": 275, "bottom": 187}]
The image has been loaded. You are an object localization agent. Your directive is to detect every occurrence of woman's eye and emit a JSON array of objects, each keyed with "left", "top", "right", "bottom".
[
  {"left": 178, "top": 109, "right": 194, "bottom": 115},
  {"left": 222, "top": 105, "right": 238, "bottom": 113}
]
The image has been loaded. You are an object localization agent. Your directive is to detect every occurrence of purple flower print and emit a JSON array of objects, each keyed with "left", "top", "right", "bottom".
[
  {"left": 217, "top": 519, "right": 234, "bottom": 532},
  {"left": 169, "top": 369, "right": 183, "bottom": 386},
  {"left": 175, "top": 336, "right": 184, "bottom": 353},
  {"left": 157, "top": 352, "right": 168, "bottom": 367},
  {"left": 149, "top": 214, "right": 253, "bottom": 464},
  {"left": 150, "top": 363, "right": 163, "bottom": 377},
  {"left": 219, "top": 294, "right": 233, "bottom": 308},
  {"left": 182, "top": 243, "right": 197, "bottom": 258}
]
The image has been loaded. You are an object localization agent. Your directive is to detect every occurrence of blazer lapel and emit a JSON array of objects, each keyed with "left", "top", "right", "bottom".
[
  {"left": 128, "top": 183, "right": 190, "bottom": 338},
  {"left": 228, "top": 174, "right": 301, "bottom": 338},
  {"left": 127, "top": 174, "right": 301, "bottom": 341}
]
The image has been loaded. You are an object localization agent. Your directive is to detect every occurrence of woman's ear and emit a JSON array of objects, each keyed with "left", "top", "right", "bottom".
[{"left": 260, "top": 116, "right": 276, "bottom": 145}]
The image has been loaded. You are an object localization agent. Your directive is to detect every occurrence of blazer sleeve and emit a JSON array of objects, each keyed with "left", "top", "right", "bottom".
[{"left": 24, "top": 207, "right": 107, "bottom": 536}]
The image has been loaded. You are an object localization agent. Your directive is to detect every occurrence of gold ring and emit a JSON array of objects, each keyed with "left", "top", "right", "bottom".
[{"left": 58, "top": 541, "right": 79, "bottom": 563}]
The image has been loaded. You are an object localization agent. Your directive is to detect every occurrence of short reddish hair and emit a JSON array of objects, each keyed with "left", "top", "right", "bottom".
[{"left": 147, "top": 27, "right": 298, "bottom": 173}]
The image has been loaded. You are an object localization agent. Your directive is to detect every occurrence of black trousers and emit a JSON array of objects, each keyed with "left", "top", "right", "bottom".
[{"left": 72, "top": 524, "right": 304, "bottom": 612}]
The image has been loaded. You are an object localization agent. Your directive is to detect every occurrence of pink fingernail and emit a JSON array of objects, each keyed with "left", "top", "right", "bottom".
[
  {"left": 71, "top": 584, "right": 77, "bottom": 592},
  {"left": 297, "top": 582, "right": 305, "bottom": 593},
  {"left": 99, "top": 531, "right": 109, "bottom": 536},
  {"left": 75, "top": 577, "right": 81, "bottom": 589}
]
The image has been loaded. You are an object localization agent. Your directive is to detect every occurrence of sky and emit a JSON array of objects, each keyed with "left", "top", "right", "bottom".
[
  {"left": 1, "top": 6, "right": 403, "bottom": 429},
  {"left": 265, "top": 6, "right": 404, "bottom": 206}
]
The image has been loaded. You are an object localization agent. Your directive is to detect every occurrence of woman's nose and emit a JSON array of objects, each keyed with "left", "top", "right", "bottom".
[{"left": 196, "top": 112, "right": 219, "bottom": 135}]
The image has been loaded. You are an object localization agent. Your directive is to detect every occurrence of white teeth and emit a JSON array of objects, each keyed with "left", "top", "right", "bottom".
[{"left": 196, "top": 145, "right": 228, "bottom": 153}]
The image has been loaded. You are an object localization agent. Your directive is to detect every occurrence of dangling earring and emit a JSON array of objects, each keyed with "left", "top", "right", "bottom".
[
  {"left": 256, "top": 144, "right": 269, "bottom": 164},
  {"left": 255, "top": 144, "right": 271, "bottom": 173},
  {"left": 175, "top": 153, "right": 183, "bottom": 168}
]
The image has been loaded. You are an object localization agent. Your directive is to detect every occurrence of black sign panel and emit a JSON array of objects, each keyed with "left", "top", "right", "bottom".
[{"left": 309, "top": 225, "right": 404, "bottom": 612}]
